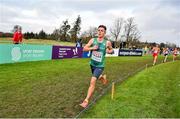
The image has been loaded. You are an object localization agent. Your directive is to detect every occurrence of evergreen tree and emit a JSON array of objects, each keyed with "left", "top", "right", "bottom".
[
  {"left": 59, "top": 19, "right": 71, "bottom": 41},
  {"left": 39, "top": 29, "right": 47, "bottom": 39},
  {"left": 69, "top": 15, "right": 81, "bottom": 42}
]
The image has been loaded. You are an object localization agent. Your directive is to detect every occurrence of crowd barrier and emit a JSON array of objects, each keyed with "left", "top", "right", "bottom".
[
  {"left": 0, "top": 44, "right": 142, "bottom": 64},
  {"left": 119, "top": 49, "right": 143, "bottom": 56},
  {"left": 0, "top": 44, "right": 52, "bottom": 64},
  {"left": 52, "top": 46, "right": 83, "bottom": 59}
]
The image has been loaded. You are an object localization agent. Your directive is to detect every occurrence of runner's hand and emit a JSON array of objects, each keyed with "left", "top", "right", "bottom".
[{"left": 92, "top": 45, "right": 99, "bottom": 51}]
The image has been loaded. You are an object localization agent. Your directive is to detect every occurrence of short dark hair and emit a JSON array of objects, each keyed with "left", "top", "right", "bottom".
[{"left": 98, "top": 25, "right": 107, "bottom": 31}]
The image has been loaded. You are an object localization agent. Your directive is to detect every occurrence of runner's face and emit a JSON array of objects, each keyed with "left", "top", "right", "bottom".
[{"left": 98, "top": 27, "right": 106, "bottom": 38}]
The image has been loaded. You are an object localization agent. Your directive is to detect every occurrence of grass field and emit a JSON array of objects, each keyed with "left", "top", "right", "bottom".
[
  {"left": 0, "top": 38, "right": 75, "bottom": 46},
  {"left": 0, "top": 55, "right": 179, "bottom": 117},
  {"left": 81, "top": 61, "right": 180, "bottom": 118}
]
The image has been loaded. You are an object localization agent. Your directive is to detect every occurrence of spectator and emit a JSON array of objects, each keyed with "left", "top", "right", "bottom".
[
  {"left": 18, "top": 26, "right": 23, "bottom": 44},
  {"left": 13, "top": 26, "right": 23, "bottom": 44}
]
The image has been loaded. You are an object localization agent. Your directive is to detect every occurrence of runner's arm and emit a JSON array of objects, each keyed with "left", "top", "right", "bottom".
[
  {"left": 151, "top": 47, "right": 155, "bottom": 54},
  {"left": 83, "top": 38, "right": 98, "bottom": 51},
  {"left": 106, "top": 41, "right": 114, "bottom": 54},
  {"left": 158, "top": 48, "right": 161, "bottom": 53}
]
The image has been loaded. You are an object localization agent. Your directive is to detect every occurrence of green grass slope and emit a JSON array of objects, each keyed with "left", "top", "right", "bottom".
[
  {"left": 0, "top": 56, "right": 178, "bottom": 117},
  {"left": 82, "top": 61, "right": 180, "bottom": 118},
  {"left": 0, "top": 38, "right": 75, "bottom": 46}
]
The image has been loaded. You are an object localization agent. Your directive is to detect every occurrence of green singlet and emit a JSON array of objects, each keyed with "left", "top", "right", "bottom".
[{"left": 90, "top": 38, "right": 107, "bottom": 67}]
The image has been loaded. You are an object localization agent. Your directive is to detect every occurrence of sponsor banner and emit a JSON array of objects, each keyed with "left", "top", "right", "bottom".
[
  {"left": 82, "top": 51, "right": 91, "bottom": 58},
  {"left": 0, "top": 44, "right": 52, "bottom": 64},
  {"left": 106, "top": 48, "right": 119, "bottom": 57},
  {"left": 52, "top": 46, "right": 83, "bottom": 59},
  {"left": 119, "top": 49, "right": 143, "bottom": 56}
]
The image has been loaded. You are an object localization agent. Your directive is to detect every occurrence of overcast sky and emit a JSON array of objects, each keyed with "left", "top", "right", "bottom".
[{"left": 0, "top": 0, "right": 180, "bottom": 46}]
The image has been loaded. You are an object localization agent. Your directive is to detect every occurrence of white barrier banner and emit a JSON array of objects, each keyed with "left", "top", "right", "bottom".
[{"left": 106, "top": 48, "right": 119, "bottom": 57}]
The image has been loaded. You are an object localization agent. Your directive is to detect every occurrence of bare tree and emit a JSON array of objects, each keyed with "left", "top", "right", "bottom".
[
  {"left": 80, "top": 26, "right": 97, "bottom": 44},
  {"left": 124, "top": 17, "right": 139, "bottom": 48},
  {"left": 81, "top": 26, "right": 97, "bottom": 38},
  {"left": 110, "top": 17, "right": 124, "bottom": 47},
  {"left": 166, "top": 42, "right": 177, "bottom": 48},
  {"left": 87, "top": 26, "right": 98, "bottom": 38},
  {"left": 131, "top": 28, "right": 141, "bottom": 40},
  {"left": 130, "top": 28, "right": 141, "bottom": 46}
]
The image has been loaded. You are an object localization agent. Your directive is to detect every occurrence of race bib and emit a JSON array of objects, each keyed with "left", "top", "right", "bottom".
[{"left": 91, "top": 51, "right": 103, "bottom": 62}]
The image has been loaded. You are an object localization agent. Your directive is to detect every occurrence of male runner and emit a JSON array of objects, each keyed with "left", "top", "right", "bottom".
[
  {"left": 152, "top": 44, "right": 160, "bottom": 65},
  {"left": 79, "top": 25, "right": 113, "bottom": 108}
]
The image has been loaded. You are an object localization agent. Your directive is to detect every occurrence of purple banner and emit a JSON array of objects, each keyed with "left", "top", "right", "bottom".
[{"left": 52, "top": 46, "right": 83, "bottom": 59}]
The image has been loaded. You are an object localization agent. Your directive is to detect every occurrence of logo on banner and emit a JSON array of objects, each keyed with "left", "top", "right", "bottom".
[
  {"left": 87, "top": 51, "right": 91, "bottom": 57},
  {"left": 11, "top": 47, "right": 21, "bottom": 61},
  {"left": 73, "top": 47, "right": 78, "bottom": 55}
]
